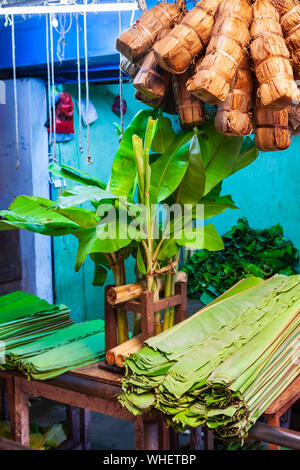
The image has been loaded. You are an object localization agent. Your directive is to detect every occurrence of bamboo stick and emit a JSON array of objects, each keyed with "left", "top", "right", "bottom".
[
  {"left": 107, "top": 271, "right": 188, "bottom": 305},
  {"left": 106, "top": 334, "right": 143, "bottom": 366}
]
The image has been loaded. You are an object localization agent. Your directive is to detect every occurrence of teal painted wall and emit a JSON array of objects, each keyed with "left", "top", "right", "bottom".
[
  {"left": 210, "top": 140, "right": 300, "bottom": 271},
  {"left": 52, "top": 82, "right": 300, "bottom": 322}
]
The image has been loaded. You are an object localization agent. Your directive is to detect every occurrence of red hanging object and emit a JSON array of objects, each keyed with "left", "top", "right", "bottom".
[
  {"left": 55, "top": 91, "right": 75, "bottom": 134},
  {"left": 112, "top": 94, "right": 127, "bottom": 116}
]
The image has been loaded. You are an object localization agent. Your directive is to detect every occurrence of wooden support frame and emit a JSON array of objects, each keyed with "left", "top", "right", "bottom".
[{"left": 105, "top": 281, "right": 187, "bottom": 351}]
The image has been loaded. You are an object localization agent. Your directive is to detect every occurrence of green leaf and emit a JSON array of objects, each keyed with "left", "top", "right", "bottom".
[
  {"left": 108, "top": 110, "right": 155, "bottom": 197},
  {"left": 137, "top": 246, "right": 147, "bottom": 275},
  {"left": 177, "top": 133, "right": 206, "bottom": 205},
  {"left": 51, "top": 185, "right": 118, "bottom": 209},
  {"left": 74, "top": 223, "right": 132, "bottom": 271},
  {"left": 92, "top": 264, "right": 108, "bottom": 286},
  {"left": 0, "top": 196, "right": 81, "bottom": 236},
  {"left": 54, "top": 207, "right": 99, "bottom": 228},
  {"left": 231, "top": 137, "right": 259, "bottom": 175},
  {"left": 177, "top": 224, "right": 224, "bottom": 251},
  {"left": 151, "top": 115, "right": 176, "bottom": 154},
  {"left": 198, "top": 119, "right": 243, "bottom": 195},
  {"left": 150, "top": 131, "right": 193, "bottom": 204},
  {"left": 49, "top": 163, "right": 105, "bottom": 189},
  {"left": 201, "top": 195, "right": 238, "bottom": 219}
]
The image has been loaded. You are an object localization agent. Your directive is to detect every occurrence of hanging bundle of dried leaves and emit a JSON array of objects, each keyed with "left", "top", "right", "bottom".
[
  {"left": 215, "top": 52, "right": 254, "bottom": 136},
  {"left": 251, "top": 0, "right": 299, "bottom": 110},
  {"left": 116, "top": 3, "right": 181, "bottom": 63},
  {"left": 153, "top": 0, "right": 223, "bottom": 74},
  {"left": 133, "top": 28, "right": 172, "bottom": 100},
  {"left": 186, "top": 0, "right": 253, "bottom": 105},
  {"left": 254, "top": 96, "right": 291, "bottom": 150}
]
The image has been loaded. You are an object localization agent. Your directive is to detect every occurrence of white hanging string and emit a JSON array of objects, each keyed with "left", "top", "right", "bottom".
[
  {"left": 118, "top": 1, "right": 124, "bottom": 140},
  {"left": 11, "top": 15, "right": 20, "bottom": 169},
  {"left": 83, "top": 6, "right": 92, "bottom": 164},
  {"left": 49, "top": 12, "right": 57, "bottom": 162},
  {"left": 45, "top": 14, "right": 53, "bottom": 150},
  {"left": 53, "top": 13, "right": 73, "bottom": 63},
  {"left": 76, "top": 13, "right": 83, "bottom": 154}
]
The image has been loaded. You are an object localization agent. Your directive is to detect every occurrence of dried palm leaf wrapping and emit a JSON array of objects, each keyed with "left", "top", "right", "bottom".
[
  {"left": 153, "top": 0, "right": 223, "bottom": 74},
  {"left": 215, "top": 53, "right": 254, "bottom": 136},
  {"left": 133, "top": 28, "right": 172, "bottom": 100},
  {"left": 250, "top": 0, "right": 299, "bottom": 110},
  {"left": 186, "top": 0, "right": 253, "bottom": 105},
  {"left": 134, "top": 90, "right": 162, "bottom": 108},
  {"left": 120, "top": 55, "right": 142, "bottom": 79},
  {"left": 116, "top": 3, "right": 181, "bottom": 63},
  {"left": 289, "top": 102, "right": 300, "bottom": 135},
  {"left": 275, "top": 0, "right": 300, "bottom": 78},
  {"left": 172, "top": 60, "right": 205, "bottom": 129},
  {"left": 254, "top": 96, "right": 291, "bottom": 151}
]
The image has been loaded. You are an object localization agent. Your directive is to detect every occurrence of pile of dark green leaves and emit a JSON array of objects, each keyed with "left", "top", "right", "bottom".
[{"left": 183, "top": 218, "right": 299, "bottom": 304}]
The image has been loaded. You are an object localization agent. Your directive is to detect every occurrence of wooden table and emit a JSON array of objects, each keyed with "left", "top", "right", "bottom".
[
  {"left": 1, "top": 366, "right": 299, "bottom": 450},
  {"left": 0, "top": 363, "right": 171, "bottom": 450},
  {"left": 264, "top": 374, "right": 300, "bottom": 450}
]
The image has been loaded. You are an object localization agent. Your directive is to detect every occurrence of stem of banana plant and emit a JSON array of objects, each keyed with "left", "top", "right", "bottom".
[{"left": 109, "top": 253, "right": 129, "bottom": 344}]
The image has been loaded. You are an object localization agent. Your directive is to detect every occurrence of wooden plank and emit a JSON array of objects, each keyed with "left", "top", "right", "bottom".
[
  {"left": 0, "top": 437, "right": 33, "bottom": 450},
  {"left": 19, "top": 375, "right": 134, "bottom": 422},
  {"left": 264, "top": 375, "right": 300, "bottom": 416},
  {"left": 11, "top": 376, "right": 30, "bottom": 446},
  {"left": 68, "top": 362, "right": 122, "bottom": 386}
]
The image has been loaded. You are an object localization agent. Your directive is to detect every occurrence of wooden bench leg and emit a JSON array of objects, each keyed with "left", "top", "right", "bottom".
[
  {"left": 204, "top": 428, "right": 214, "bottom": 450},
  {"left": 80, "top": 408, "right": 91, "bottom": 450},
  {"left": 66, "top": 405, "right": 79, "bottom": 443},
  {"left": 134, "top": 416, "right": 144, "bottom": 450},
  {"left": 0, "top": 378, "right": 9, "bottom": 421},
  {"left": 190, "top": 426, "right": 202, "bottom": 450},
  {"left": 268, "top": 415, "right": 281, "bottom": 450},
  {"left": 10, "top": 376, "right": 30, "bottom": 446},
  {"left": 134, "top": 416, "right": 160, "bottom": 450}
]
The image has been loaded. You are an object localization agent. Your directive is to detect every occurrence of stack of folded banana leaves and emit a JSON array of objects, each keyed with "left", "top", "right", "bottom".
[
  {"left": 119, "top": 274, "right": 300, "bottom": 440},
  {"left": 4, "top": 319, "right": 106, "bottom": 380},
  {"left": 0, "top": 291, "right": 72, "bottom": 350}
]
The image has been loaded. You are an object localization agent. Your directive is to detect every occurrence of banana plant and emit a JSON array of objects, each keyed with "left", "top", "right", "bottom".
[{"left": 0, "top": 110, "right": 259, "bottom": 340}]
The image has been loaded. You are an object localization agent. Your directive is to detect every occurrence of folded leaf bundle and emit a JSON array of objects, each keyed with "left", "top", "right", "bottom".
[
  {"left": 215, "top": 52, "right": 254, "bottom": 136},
  {"left": 186, "top": 0, "right": 252, "bottom": 105},
  {"left": 133, "top": 28, "right": 172, "bottom": 100},
  {"left": 153, "top": 0, "right": 223, "bottom": 74},
  {"left": 254, "top": 96, "right": 291, "bottom": 151},
  {"left": 251, "top": 0, "right": 299, "bottom": 110},
  {"left": 272, "top": 0, "right": 300, "bottom": 78},
  {"left": 0, "top": 291, "right": 72, "bottom": 350},
  {"left": 120, "top": 55, "right": 142, "bottom": 79},
  {"left": 116, "top": 3, "right": 181, "bottom": 63},
  {"left": 119, "top": 275, "right": 300, "bottom": 440},
  {"left": 134, "top": 90, "right": 162, "bottom": 108},
  {"left": 6, "top": 320, "right": 106, "bottom": 380},
  {"left": 172, "top": 61, "right": 205, "bottom": 130}
]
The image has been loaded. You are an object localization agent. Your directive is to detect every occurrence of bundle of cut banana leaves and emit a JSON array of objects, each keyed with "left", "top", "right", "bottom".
[
  {"left": 119, "top": 275, "right": 300, "bottom": 440},
  {"left": 0, "top": 291, "right": 72, "bottom": 350},
  {"left": 5, "top": 319, "right": 106, "bottom": 379}
]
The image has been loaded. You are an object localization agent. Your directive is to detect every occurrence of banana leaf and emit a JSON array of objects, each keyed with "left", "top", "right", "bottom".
[{"left": 119, "top": 275, "right": 300, "bottom": 440}]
